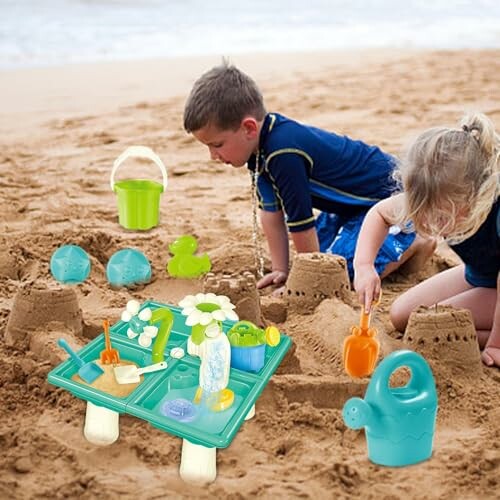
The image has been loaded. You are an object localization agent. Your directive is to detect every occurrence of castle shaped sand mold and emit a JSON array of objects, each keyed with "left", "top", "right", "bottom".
[
  {"left": 5, "top": 282, "right": 83, "bottom": 347},
  {"left": 403, "top": 305, "right": 482, "bottom": 379},
  {"left": 204, "top": 271, "right": 263, "bottom": 326},
  {"left": 285, "top": 253, "right": 352, "bottom": 314}
]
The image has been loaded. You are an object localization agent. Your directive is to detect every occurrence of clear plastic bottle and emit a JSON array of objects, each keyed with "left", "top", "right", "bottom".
[{"left": 199, "top": 322, "right": 230, "bottom": 396}]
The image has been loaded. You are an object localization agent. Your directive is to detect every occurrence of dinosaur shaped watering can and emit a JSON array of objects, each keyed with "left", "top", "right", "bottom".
[{"left": 343, "top": 350, "right": 438, "bottom": 467}]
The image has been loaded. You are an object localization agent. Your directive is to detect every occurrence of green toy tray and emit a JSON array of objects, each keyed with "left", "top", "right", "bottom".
[{"left": 48, "top": 300, "right": 291, "bottom": 448}]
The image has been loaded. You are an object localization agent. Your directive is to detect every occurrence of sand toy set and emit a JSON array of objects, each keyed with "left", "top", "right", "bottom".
[
  {"left": 46, "top": 148, "right": 439, "bottom": 482},
  {"left": 48, "top": 297, "right": 291, "bottom": 484}
]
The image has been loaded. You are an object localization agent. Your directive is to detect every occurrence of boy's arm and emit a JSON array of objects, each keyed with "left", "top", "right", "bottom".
[
  {"left": 353, "top": 194, "right": 403, "bottom": 310},
  {"left": 290, "top": 227, "right": 320, "bottom": 253},
  {"left": 258, "top": 210, "right": 290, "bottom": 289},
  {"left": 481, "top": 273, "right": 500, "bottom": 367}
]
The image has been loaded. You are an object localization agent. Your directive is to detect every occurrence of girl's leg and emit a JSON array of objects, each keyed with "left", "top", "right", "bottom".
[
  {"left": 390, "top": 265, "right": 473, "bottom": 331},
  {"left": 440, "top": 287, "right": 496, "bottom": 349}
]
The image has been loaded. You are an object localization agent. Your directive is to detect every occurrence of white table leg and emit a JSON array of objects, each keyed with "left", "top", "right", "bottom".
[
  {"left": 84, "top": 402, "right": 119, "bottom": 446},
  {"left": 179, "top": 439, "right": 217, "bottom": 484},
  {"left": 245, "top": 404, "right": 256, "bottom": 420}
]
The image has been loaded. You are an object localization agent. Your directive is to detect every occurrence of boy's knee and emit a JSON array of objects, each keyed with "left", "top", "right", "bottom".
[{"left": 390, "top": 298, "right": 411, "bottom": 332}]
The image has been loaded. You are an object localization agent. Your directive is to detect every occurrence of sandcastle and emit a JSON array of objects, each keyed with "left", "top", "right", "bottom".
[
  {"left": 203, "top": 271, "right": 263, "bottom": 326},
  {"left": 403, "top": 305, "right": 482, "bottom": 378},
  {"left": 285, "top": 253, "right": 352, "bottom": 313},
  {"left": 5, "top": 282, "right": 83, "bottom": 347}
]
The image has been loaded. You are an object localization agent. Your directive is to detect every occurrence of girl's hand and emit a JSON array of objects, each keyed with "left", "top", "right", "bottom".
[
  {"left": 481, "top": 346, "right": 500, "bottom": 368},
  {"left": 257, "top": 270, "right": 288, "bottom": 290},
  {"left": 354, "top": 264, "right": 381, "bottom": 313}
]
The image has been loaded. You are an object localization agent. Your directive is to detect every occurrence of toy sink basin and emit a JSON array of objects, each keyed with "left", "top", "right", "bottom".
[
  {"left": 343, "top": 350, "right": 438, "bottom": 467},
  {"left": 48, "top": 300, "right": 292, "bottom": 448}
]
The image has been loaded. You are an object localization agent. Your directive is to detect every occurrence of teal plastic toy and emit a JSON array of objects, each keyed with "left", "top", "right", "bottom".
[
  {"left": 47, "top": 300, "right": 292, "bottom": 449},
  {"left": 50, "top": 245, "right": 91, "bottom": 284},
  {"left": 167, "top": 235, "right": 211, "bottom": 279},
  {"left": 106, "top": 248, "right": 151, "bottom": 287},
  {"left": 343, "top": 350, "right": 438, "bottom": 467},
  {"left": 227, "top": 321, "right": 281, "bottom": 373}
]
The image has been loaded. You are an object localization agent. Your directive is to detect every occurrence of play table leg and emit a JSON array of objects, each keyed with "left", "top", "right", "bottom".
[
  {"left": 179, "top": 439, "right": 217, "bottom": 484},
  {"left": 84, "top": 402, "right": 120, "bottom": 446},
  {"left": 245, "top": 404, "right": 256, "bottom": 420}
]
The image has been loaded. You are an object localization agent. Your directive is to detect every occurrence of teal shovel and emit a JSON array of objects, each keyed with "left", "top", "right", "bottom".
[{"left": 57, "top": 338, "right": 104, "bottom": 384}]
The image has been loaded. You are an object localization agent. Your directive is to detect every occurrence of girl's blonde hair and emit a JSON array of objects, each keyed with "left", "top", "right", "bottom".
[{"left": 394, "top": 113, "right": 499, "bottom": 244}]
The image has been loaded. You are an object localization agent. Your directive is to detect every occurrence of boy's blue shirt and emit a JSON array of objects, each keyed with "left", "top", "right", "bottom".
[{"left": 247, "top": 113, "right": 399, "bottom": 232}]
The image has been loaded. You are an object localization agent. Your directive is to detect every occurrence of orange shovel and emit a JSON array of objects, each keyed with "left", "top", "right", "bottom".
[
  {"left": 100, "top": 319, "right": 120, "bottom": 365},
  {"left": 343, "top": 293, "right": 381, "bottom": 378}
]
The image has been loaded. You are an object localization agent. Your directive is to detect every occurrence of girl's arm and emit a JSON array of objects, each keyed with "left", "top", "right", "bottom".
[
  {"left": 481, "top": 273, "right": 500, "bottom": 367},
  {"left": 353, "top": 194, "right": 404, "bottom": 311},
  {"left": 257, "top": 210, "right": 290, "bottom": 289}
]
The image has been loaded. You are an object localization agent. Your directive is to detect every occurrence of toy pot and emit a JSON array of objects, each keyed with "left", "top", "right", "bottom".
[{"left": 230, "top": 344, "right": 266, "bottom": 372}]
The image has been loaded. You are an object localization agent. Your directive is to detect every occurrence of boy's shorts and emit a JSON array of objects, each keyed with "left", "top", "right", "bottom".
[{"left": 315, "top": 212, "right": 416, "bottom": 280}]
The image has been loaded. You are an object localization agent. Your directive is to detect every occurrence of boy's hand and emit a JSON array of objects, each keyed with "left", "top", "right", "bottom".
[
  {"left": 257, "top": 270, "right": 288, "bottom": 290},
  {"left": 353, "top": 264, "right": 381, "bottom": 313},
  {"left": 481, "top": 346, "right": 500, "bottom": 368}
]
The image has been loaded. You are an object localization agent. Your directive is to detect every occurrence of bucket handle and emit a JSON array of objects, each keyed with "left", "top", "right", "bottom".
[
  {"left": 367, "top": 350, "right": 436, "bottom": 406},
  {"left": 110, "top": 146, "right": 168, "bottom": 192}
]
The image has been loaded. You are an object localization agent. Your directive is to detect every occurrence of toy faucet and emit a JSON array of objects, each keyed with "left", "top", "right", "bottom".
[
  {"left": 343, "top": 350, "right": 438, "bottom": 467},
  {"left": 343, "top": 294, "right": 381, "bottom": 378}
]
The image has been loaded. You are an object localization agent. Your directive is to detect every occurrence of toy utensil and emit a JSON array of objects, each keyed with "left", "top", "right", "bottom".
[
  {"left": 100, "top": 319, "right": 120, "bottom": 365},
  {"left": 57, "top": 338, "right": 104, "bottom": 384},
  {"left": 113, "top": 361, "right": 168, "bottom": 384},
  {"left": 343, "top": 292, "right": 382, "bottom": 378}
]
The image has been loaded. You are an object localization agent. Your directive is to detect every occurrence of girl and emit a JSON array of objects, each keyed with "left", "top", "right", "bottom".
[{"left": 353, "top": 113, "right": 499, "bottom": 367}]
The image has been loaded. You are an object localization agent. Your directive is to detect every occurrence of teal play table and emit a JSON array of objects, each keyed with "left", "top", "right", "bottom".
[{"left": 48, "top": 300, "right": 291, "bottom": 483}]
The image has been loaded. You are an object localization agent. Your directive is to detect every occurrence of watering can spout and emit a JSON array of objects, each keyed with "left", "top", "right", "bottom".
[
  {"left": 343, "top": 397, "right": 373, "bottom": 430},
  {"left": 150, "top": 307, "right": 174, "bottom": 363}
]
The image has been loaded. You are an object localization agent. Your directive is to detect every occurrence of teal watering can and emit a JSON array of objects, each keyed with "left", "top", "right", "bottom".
[{"left": 343, "top": 350, "right": 438, "bottom": 467}]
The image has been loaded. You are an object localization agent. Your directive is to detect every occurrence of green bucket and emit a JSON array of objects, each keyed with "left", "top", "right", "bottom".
[{"left": 110, "top": 146, "right": 168, "bottom": 230}]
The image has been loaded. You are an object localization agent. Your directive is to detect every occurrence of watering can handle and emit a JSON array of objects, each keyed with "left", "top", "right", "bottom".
[
  {"left": 369, "top": 350, "right": 436, "bottom": 403},
  {"left": 110, "top": 146, "right": 168, "bottom": 192}
]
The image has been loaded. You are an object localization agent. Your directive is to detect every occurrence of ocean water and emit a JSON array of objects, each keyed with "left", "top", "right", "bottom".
[{"left": 1, "top": 0, "right": 499, "bottom": 69}]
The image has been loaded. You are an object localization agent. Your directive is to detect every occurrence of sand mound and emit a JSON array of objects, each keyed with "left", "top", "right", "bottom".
[
  {"left": 404, "top": 305, "right": 482, "bottom": 379},
  {"left": 5, "top": 282, "right": 83, "bottom": 347}
]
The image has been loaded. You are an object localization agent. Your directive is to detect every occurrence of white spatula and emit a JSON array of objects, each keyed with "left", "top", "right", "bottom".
[{"left": 114, "top": 361, "right": 167, "bottom": 384}]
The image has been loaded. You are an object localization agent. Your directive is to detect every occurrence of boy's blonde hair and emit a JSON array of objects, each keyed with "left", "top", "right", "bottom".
[
  {"left": 394, "top": 113, "right": 499, "bottom": 244},
  {"left": 183, "top": 61, "right": 266, "bottom": 133}
]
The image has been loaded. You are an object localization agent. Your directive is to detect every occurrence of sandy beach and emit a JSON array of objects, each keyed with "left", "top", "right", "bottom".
[{"left": 0, "top": 49, "right": 499, "bottom": 499}]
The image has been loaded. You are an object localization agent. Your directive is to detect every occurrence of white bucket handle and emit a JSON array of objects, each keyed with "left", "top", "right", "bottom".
[{"left": 110, "top": 146, "right": 168, "bottom": 192}]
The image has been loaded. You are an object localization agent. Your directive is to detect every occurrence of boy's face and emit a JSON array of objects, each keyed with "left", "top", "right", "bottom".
[{"left": 192, "top": 118, "right": 259, "bottom": 168}]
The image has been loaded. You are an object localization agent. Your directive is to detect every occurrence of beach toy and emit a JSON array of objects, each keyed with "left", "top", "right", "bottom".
[
  {"left": 228, "top": 321, "right": 280, "bottom": 373},
  {"left": 343, "top": 350, "right": 438, "bottom": 467},
  {"left": 196, "top": 322, "right": 234, "bottom": 412},
  {"left": 343, "top": 293, "right": 381, "bottom": 378},
  {"left": 110, "top": 145, "right": 168, "bottom": 230},
  {"left": 170, "top": 347, "right": 185, "bottom": 359},
  {"left": 106, "top": 248, "right": 151, "bottom": 287},
  {"left": 57, "top": 338, "right": 104, "bottom": 384},
  {"left": 100, "top": 319, "right": 120, "bottom": 365},
  {"left": 114, "top": 361, "right": 167, "bottom": 384},
  {"left": 167, "top": 235, "right": 211, "bottom": 279},
  {"left": 50, "top": 244, "right": 91, "bottom": 284},
  {"left": 161, "top": 398, "right": 198, "bottom": 423}
]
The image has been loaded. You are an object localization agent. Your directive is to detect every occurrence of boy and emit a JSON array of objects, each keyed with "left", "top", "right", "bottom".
[{"left": 184, "top": 62, "right": 434, "bottom": 291}]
